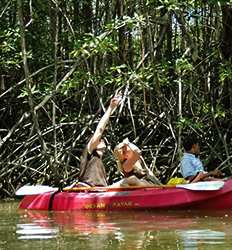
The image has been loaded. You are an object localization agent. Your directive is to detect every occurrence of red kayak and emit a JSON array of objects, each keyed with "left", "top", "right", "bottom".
[{"left": 19, "top": 179, "right": 232, "bottom": 211}]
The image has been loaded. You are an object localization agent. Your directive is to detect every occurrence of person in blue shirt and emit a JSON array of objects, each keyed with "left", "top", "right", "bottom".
[{"left": 180, "top": 135, "right": 221, "bottom": 183}]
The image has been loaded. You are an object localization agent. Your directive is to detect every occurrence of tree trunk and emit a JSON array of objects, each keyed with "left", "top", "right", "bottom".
[
  {"left": 116, "top": 0, "right": 127, "bottom": 64},
  {"left": 220, "top": 5, "right": 232, "bottom": 60},
  {"left": 17, "top": 0, "right": 47, "bottom": 151},
  {"left": 220, "top": 5, "right": 232, "bottom": 109}
]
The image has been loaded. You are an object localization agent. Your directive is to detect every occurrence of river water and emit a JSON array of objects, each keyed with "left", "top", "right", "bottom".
[{"left": 1, "top": 200, "right": 232, "bottom": 249}]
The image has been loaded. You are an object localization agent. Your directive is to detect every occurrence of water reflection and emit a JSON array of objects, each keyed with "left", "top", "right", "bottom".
[
  {"left": 16, "top": 211, "right": 232, "bottom": 250},
  {"left": 19, "top": 209, "right": 192, "bottom": 234},
  {"left": 0, "top": 201, "right": 230, "bottom": 249},
  {"left": 16, "top": 209, "right": 232, "bottom": 249},
  {"left": 16, "top": 222, "right": 59, "bottom": 240}
]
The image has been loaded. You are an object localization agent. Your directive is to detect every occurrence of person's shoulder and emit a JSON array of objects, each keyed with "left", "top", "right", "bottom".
[
  {"left": 181, "top": 153, "right": 195, "bottom": 166},
  {"left": 192, "top": 156, "right": 203, "bottom": 165},
  {"left": 182, "top": 153, "right": 195, "bottom": 159}
]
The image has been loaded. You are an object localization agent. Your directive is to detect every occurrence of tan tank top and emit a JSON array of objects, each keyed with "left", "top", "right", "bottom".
[
  {"left": 120, "top": 157, "right": 161, "bottom": 185},
  {"left": 122, "top": 160, "right": 147, "bottom": 178},
  {"left": 78, "top": 148, "right": 108, "bottom": 186}
]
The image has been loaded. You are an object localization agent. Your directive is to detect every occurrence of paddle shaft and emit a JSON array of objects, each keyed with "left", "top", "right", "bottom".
[
  {"left": 63, "top": 184, "right": 174, "bottom": 193},
  {"left": 16, "top": 180, "right": 224, "bottom": 196}
]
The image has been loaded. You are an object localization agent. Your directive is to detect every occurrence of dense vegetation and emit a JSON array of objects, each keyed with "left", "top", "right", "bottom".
[{"left": 0, "top": 0, "right": 232, "bottom": 197}]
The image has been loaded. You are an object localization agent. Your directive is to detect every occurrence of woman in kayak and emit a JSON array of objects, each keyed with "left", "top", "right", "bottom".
[
  {"left": 111, "top": 138, "right": 161, "bottom": 187},
  {"left": 180, "top": 135, "right": 222, "bottom": 183},
  {"left": 77, "top": 94, "right": 121, "bottom": 187}
]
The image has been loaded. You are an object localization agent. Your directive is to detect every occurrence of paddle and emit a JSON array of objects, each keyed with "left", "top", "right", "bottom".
[
  {"left": 15, "top": 180, "right": 225, "bottom": 196},
  {"left": 15, "top": 185, "right": 58, "bottom": 196},
  {"left": 176, "top": 180, "right": 225, "bottom": 191},
  {"left": 65, "top": 180, "right": 225, "bottom": 192}
]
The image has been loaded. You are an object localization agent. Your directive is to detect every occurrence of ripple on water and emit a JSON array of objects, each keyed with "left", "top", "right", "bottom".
[
  {"left": 16, "top": 223, "right": 59, "bottom": 240},
  {"left": 177, "top": 229, "right": 225, "bottom": 248}
]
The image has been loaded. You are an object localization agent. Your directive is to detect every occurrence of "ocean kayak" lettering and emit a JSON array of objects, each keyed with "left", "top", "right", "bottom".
[{"left": 84, "top": 201, "right": 137, "bottom": 209}]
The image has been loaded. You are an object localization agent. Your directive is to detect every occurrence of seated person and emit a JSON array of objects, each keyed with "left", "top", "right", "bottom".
[
  {"left": 180, "top": 135, "right": 222, "bottom": 183},
  {"left": 111, "top": 138, "right": 161, "bottom": 187},
  {"left": 77, "top": 94, "right": 121, "bottom": 187}
]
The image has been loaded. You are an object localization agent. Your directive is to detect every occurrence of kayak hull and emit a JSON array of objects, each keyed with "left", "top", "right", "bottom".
[{"left": 19, "top": 179, "right": 232, "bottom": 211}]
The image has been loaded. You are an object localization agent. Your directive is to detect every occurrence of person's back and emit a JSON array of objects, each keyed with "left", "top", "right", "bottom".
[
  {"left": 78, "top": 147, "right": 107, "bottom": 186},
  {"left": 180, "top": 135, "right": 221, "bottom": 183},
  {"left": 77, "top": 94, "right": 121, "bottom": 187},
  {"left": 180, "top": 152, "right": 205, "bottom": 180}
]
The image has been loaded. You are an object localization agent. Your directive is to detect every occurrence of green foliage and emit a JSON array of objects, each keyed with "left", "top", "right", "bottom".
[
  {"left": 60, "top": 71, "right": 89, "bottom": 96},
  {"left": 71, "top": 14, "right": 146, "bottom": 59},
  {"left": 201, "top": 102, "right": 210, "bottom": 114},
  {"left": 207, "top": 0, "right": 232, "bottom": 5},
  {"left": 176, "top": 116, "right": 204, "bottom": 130},
  {"left": 214, "top": 104, "right": 226, "bottom": 119},
  {"left": 219, "top": 62, "right": 232, "bottom": 84},
  {"left": 18, "top": 85, "right": 39, "bottom": 98},
  {"left": 175, "top": 58, "right": 193, "bottom": 75},
  {"left": 155, "top": 62, "right": 174, "bottom": 87},
  {"left": 0, "top": 27, "right": 22, "bottom": 72},
  {"left": 157, "top": 0, "right": 196, "bottom": 10},
  {"left": 103, "top": 65, "right": 128, "bottom": 86},
  {"left": 71, "top": 32, "right": 118, "bottom": 58},
  {"left": 105, "top": 14, "right": 146, "bottom": 30},
  {"left": 198, "top": 102, "right": 225, "bottom": 119},
  {"left": 17, "top": 82, "right": 53, "bottom": 104}
]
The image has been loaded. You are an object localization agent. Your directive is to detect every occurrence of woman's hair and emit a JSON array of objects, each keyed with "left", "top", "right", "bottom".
[
  {"left": 113, "top": 139, "right": 141, "bottom": 160},
  {"left": 113, "top": 142, "right": 125, "bottom": 173},
  {"left": 113, "top": 139, "right": 142, "bottom": 173}
]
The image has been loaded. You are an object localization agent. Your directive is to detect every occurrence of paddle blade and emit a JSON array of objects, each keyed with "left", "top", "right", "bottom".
[
  {"left": 15, "top": 185, "right": 58, "bottom": 196},
  {"left": 176, "top": 180, "right": 224, "bottom": 191}
]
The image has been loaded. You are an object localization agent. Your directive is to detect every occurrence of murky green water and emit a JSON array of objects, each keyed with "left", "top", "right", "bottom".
[{"left": 1, "top": 200, "right": 232, "bottom": 249}]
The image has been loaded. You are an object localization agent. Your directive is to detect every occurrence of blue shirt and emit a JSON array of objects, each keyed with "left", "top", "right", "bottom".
[{"left": 180, "top": 153, "right": 205, "bottom": 178}]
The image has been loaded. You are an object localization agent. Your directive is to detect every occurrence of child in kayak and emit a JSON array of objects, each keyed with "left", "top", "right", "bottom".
[
  {"left": 111, "top": 138, "right": 161, "bottom": 187},
  {"left": 77, "top": 94, "right": 121, "bottom": 187},
  {"left": 180, "top": 135, "right": 222, "bottom": 183}
]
